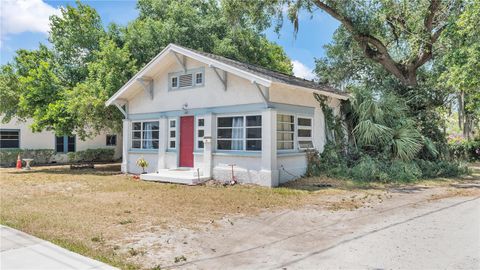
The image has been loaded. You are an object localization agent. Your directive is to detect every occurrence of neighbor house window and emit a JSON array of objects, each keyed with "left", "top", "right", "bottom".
[
  {"left": 196, "top": 117, "right": 205, "bottom": 150},
  {"left": 131, "top": 121, "right": 159, "bottom": 149},
  {"left": 169, "top": 68, "right": 204, "bottom": 90},
  {"left": 217, "top": 115, "right": 261, "bottom": 151},
  {"left": 297, "top": 117, "right": 313, "bottom": 149},
  {"left": 168, "top": 119, "right": 177, "bottom": 149},
  {"left": 56, "top": 136, "right": 75, "bottom": 153},
  {"left": 277, "top": 114, "right": 294, "bottom": 150},
  {"left": 106, "top": 134, "right": 117, "bottom": 146},
  {"left": 0, "top": 130, "right": 19, "bottom": 148}
]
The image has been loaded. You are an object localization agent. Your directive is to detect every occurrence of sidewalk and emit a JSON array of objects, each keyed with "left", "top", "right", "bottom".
[{"left": 0, "top": 225, "right": 118, "bottom": 270}]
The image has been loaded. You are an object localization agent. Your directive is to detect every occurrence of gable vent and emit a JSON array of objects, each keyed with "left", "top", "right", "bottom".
[{"left": 179, "top": 74, "right": 193, "bottom": 88}]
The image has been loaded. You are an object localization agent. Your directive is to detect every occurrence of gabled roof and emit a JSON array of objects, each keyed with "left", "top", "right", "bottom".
[{"left": 106, "top": 43, "right": 348, "bottom": 106}]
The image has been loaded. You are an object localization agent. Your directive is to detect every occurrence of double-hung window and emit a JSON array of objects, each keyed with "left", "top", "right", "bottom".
[
  {"left": 217, "top": 115, "right": 262, "bottom": 151},
  {"left": 0, "top": 130, "right": 19, "bottom": 148},
  {"left": 196, "top": 118, "right": 205, "bottom": 150},
  {"left": 277, "top": 114, "right": 295, "bottom": 150},
  {"left": 132, "top": 121, "right": 159, "bottom": 149},
  {"left": 56, "top": 136, "right": 75, "bottom": 153},
  {"left": 168, "top": 119, "right": 177, "bottom": 149},
  {"left": 297, "top": 117, "right": 313, "bottom": 149}
]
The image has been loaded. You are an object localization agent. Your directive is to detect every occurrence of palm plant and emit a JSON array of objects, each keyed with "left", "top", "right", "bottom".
[{"left": 351, "top": 90, "right": 424, "bottom": 161}]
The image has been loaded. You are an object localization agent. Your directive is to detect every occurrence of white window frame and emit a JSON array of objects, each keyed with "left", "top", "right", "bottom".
[
  {"left": 171, "top": 76, "right": 179, "bottom": 89},
  {"left": 297, "top": 116, "right": 314, "bottom": 150},
  {"left": 195, "top": 72, "right": 203, "bottom": 85},
  {"left": 196, "top": 117, "right": 205, "bottom": 151},
  {"left": 276, "top": 114, "right": 295, "bottom": 151},
  {"left": 131, "top": 120, "right": 159, "bottom": 150},
  {"left": 168, "top": 119, "right": 177, "bottom": 150},
  {"left": 216, "top": 114, "right": 262, "bottom": 152}
]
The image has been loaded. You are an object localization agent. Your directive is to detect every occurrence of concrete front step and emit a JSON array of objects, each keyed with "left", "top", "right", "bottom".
[{"left": 140, "top": 168, "right": 210, "bottom": 185}]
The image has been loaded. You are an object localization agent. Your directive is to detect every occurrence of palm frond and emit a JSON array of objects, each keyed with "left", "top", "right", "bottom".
[
  {"left": 391, "top": 125, "right": 423, "bottom": 160},
  {"left": 353, "top": 120, "right": 393, "bottom": 146}
]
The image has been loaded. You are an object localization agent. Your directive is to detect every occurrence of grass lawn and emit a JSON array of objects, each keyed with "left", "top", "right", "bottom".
[{"left": 1, "top": 163, "right": 478, "bottom": 269}]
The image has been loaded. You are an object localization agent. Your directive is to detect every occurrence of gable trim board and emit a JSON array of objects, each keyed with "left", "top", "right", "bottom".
[
  {"left": 106, "top": 43, "right": 348, "bottom": 107},
  {"left": 107, "top": 43, "right": 348, "bottom": 187}
]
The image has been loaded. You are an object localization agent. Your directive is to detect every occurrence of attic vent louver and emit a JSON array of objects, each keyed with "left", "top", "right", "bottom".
[{"left": 179, "top": 74, "right": 193, "bottom": 88}]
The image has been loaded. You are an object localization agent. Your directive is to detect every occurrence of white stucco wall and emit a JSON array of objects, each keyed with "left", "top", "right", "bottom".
[
  {"left": 127, "top": 57, "right": 265, "bottom": 115},
  {"left": 1, "top": 118, "right": 123, "bottom": 162}
]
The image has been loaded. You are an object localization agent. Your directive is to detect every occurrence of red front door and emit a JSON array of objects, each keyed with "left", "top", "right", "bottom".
[{"left": 179, "top": 116, "right": 194, "bottom": 167}]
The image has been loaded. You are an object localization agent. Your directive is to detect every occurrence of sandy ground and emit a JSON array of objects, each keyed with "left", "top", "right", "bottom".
[{"left": 119, "top": 184, "right": 480, "bottom": 269}]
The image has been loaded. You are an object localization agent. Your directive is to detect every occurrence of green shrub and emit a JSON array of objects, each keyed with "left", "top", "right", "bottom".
[
  {"left": 448, "top": 139, "right": 480, "bottom": 161},
  {"left": 0, "top": 149, "right": 55, "bottom": 166},
  {"left": 68, "top": 148, "right": 115, "bottom": 163},
  {"left": 305, "top": 142, "right": 468, "bottom": 183}
]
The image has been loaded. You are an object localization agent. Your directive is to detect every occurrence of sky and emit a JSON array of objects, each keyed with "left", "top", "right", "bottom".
[{"left": 0, "top": 0, "right": 340, "bottom": 79}]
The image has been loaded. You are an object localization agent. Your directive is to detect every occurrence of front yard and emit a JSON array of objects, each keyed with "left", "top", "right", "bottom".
[{"left": 1, "top": 164, "right": 479, "bottom": 269}]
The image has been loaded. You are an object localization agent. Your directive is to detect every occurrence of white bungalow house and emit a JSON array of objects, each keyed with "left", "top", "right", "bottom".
[
  {"left": 0, "top": 117, "right": 122, "bottom": 163},
  {"left": 106, "top": 44, "right": 348, "bottom": 187}
]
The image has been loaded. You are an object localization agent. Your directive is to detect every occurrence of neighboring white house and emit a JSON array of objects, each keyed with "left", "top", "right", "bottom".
[
  {"left": 0, "top": 118, "right": 123, "bottom": 163},
  {"left": 106, "top": 43, "right": 349, "bottom": 187}
]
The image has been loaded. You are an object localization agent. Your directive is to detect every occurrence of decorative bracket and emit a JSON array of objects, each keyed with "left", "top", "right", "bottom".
[
  {"left": 173, "top": 52, "right": 187, "bottom": 72},
  {"left": 211, "top": 65, "right": 227, "bottom": 91},
  {"left": 114, "top": 99, "right": 128, "bottom": 118},
  {"left": 253, "top": 81, "right": 270, "bottom": 108},
  {"left": 137, "top": 77, "right": 153, "bottom": 100}
]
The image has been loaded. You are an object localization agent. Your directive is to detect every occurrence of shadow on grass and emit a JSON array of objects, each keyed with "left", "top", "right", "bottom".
[{"left": 3, "top": 164, "right": 122, "bottom": 176}]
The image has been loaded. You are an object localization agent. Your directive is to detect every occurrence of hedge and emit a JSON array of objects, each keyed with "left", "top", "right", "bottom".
[
  {"left": 67, "top": 148, "right": 115, "bottom": 163},
  {"left": 449, "top": 139, "right": 480, "bottom": 161},
  {"left": 0, "top": 149, "right": 55, "bottom": 167}
]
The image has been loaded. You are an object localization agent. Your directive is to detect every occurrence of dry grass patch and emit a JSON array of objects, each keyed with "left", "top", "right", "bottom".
[{"left": 0, "top": 164, "right": 319, "bottom": 269}]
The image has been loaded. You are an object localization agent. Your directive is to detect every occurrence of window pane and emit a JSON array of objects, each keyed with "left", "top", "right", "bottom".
[
  {"left": 143, "top": 121, "right": 159, "bottom": 130},
  {"left": 0, "top": 131, "right": 19, "bottom": 139},
  {"left": 196, "top": 73, "right": 203, "bottom": 84},
  {"left": 299, "top": 141, "right": 313, "bottom": 149},
  {"left": 198, "top": 130, "right": 204, "bottom": 138},
  {"left": 277, "top": 132, "right": 293, "bottom": 141},
  {"left": 152, "top": 130, "right": 159, "bottom": 139},
  {"left": 217, "top": 140, "right": 231, "bottom": 150},
  {"left": 152, "top": 140, "right": 159, "bottom": 149},
  {"left": 218, "top": 117, "right": 233, "bottom": 127},
  {"left": 170, "top": 130, "right": 176, "bottom": 138},
  {"left": 169, "top": 141, "right": 176, "bottom": 148},
  {"left": 198, "top": 141, "right": 204, "bottom": 149},
  {"left": 246, "top": 115, "right": 261, "bottom": 126},
  {"left": 143, "top": 140, "right": 155, "bottom": 149},
  {"left": 247, "top": 128, "right": 261, "bottom": 138},
  {"left": 298, "top": 118, "right": 312, "bottom": 126},
  {"left": 106, "top": 135, "right": 116, "bottom": 146},
  {"left": 198, "top": 118, "right": 204, "bottom": 127},
  {"left": 246, "top": 140, "right": 261, "bottom": 151},
  {"left": 68, "top": 136, "right": 75, "bottom": 144},
  {"left": 132, "top": 131, "right": 141, "bottom": 139},
  {"left": 279, "top": 123, "right": 294, "bottom": 131},
  {"left": 277, "top": 114, "right": 294, "bottom": 123},
  {"left": 170, "top": 120, "right": 176, "bottom": 128},
  {"left": 56, "top": 136, "right": 64, "bottom": 152},
  {"left": 67, "top": 143, "right": 75, "bottom": 152},
  {"left": 0, "top": 140, "right": 19, "bottom": 148},
  {"left": 132, "top": 140, "right": 141, "bottom": 148},
  {"left": 231, "top": 140, "right": 243, "bottom": 150},
  {"left": 277, "top": 141, "right": 293, "bottom": 150},
  {"left": 298, "top": 129, "right": 312, "bottom": 137},
  {"left": 133, "top": 122, "right": 141, "bottom": 130},
  {"left": 171, "top": 77, "right": 178, "bottom": 88},
  {"left": 217, "top": 128, "right": 232, "bottom": 139}
]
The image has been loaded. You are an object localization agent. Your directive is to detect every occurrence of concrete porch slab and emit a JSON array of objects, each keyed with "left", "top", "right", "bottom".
[{"left": 140, "top": 168, "right": 210, "bottom": 185}]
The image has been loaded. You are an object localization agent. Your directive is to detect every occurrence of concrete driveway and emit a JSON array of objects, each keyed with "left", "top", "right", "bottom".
[
  {"left": 138, "top": 186, "right": 480, "bottom": 270},
  {"left": 0, "top": 225, "right": 117, "bottom": 270}
]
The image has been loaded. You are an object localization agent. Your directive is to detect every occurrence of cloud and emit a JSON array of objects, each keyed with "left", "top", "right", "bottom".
[
  {"left": 0, "top": 0, "right": 61, "bottom": 36},
  {"left": 292, "top": 60, "right": 316, "bottom": 80}
]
